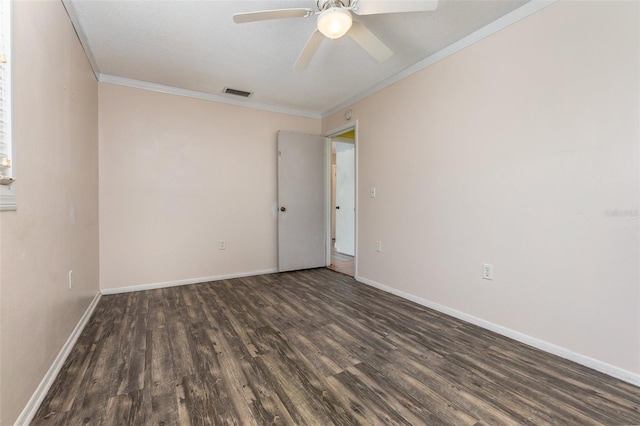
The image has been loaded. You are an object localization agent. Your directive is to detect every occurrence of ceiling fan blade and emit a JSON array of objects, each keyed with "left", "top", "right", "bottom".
[
  {"left": 293, "top": 30, "right": 325, "bottom": 71},
  {"left": 352, "top": 0, "right": 438, "bottom": 15},
  {"left": 233, "top": 8, "right": 313, "bottom": 24},
  {"left": 347, "top": 21, "right": 393, "bottom": 63}
]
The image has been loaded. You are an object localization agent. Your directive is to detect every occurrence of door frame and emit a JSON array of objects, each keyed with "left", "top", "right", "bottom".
[{"left": 324, "top": 121, "right": 358, "bottom": 277}]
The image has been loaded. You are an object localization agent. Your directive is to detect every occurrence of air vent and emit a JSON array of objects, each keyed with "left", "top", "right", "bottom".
[{"left": 223, "top": 87, "right": 253, "bottom": 98}]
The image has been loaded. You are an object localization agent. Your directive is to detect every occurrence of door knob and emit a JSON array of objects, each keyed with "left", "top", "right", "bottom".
[
  {"left": 280, "top": 206, "right": 286, "bottom": 212},
  {"left": 336, "top": 206, "right": 340, "bottom": 209}
]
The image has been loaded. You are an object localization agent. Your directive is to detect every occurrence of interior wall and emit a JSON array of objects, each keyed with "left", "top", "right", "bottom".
[
  {"left": 0, "top": 1, "right": 100, "bottom": 423},
  {"left": 99, "top": 83, "right": 320, "bottom": 291},
  {"left": 322, "top": 1, "right": 640, "bottom": 376}
]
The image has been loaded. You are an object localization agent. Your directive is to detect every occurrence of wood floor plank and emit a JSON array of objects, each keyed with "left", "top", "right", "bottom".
[
  {"left": 308, "top": 329, "right": 361, "bottom": 370},
  {"left": 328, "top": 367, "right": 413, "bottom": 425},
  {"left": 253, "top": 325, "right": 361, "bottom": 425},
  {"left": 348, "top": 362, "right": 448, "bottom": 425},
  {"left": 31, "top": 268, "right": 640, "bottom": 425},
  {"left": 110, "top": 312, "right": 147, "bottom": 397},
  {"left": 287, "top": 333, "right": 344, "bottom": 378},
  {"left": 488, "top": 341, "right": 640, "bottom": 415},
  {"left": 104, "top": 391, "right": 137, "bottom": 425},
  {"left": 167, "top": 319, "right": 197, "bottom": 378},
  {"left": 207, "top": 326, "right": 276, "bottom": 425},
  {"left": 443, "top": 351, "right": 607, "bottom": 425},
  {"left": 359, "top": 353, "right": 479, "bottom": 426},
  {"left": 458, "top": 347, "right": 631, "bottom": 425}
]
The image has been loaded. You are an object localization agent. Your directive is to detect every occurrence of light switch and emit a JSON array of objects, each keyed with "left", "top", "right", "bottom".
[{"left": 370, "top": 187, "right": 376, "bottom": 198}]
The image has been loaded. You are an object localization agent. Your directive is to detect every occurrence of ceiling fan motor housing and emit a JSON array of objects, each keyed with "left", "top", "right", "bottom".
[{"left": 318, "top": 0, "right": 352, "bottom": 11}]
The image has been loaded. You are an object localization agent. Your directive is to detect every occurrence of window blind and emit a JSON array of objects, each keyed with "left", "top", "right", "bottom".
[
  {"left": 0, "top": 0, "right": 15, "bottom": 210},
  {"left": 0, "top": 0, "right": 10, "bottom": 172}
]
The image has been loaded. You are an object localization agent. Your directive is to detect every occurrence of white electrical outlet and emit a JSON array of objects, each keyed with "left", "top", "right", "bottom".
[
  {"left": 68, "top": 270, "right": 73, "bottom": 290},
  {"left": 219, "top": 240, "right": 226, "bottom": 250},
  {"left": 482, "top": 264, "right": 493, "bottom": 280},
  {"left": 375, "top": 241, "right": 382, "bottom": 252}
]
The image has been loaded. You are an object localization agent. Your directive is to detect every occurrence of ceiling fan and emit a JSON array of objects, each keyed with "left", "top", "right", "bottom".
[{"left": 233, "top": 0, "right": 439, "bottom": 70}]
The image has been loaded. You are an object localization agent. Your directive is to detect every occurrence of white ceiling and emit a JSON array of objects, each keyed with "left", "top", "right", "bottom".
[{"left": 63, "top": 0, "right": 530, "bottom": 117}]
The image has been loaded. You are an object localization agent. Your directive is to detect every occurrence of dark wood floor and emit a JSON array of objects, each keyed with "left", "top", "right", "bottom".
[{"left": 33, "top": 268, "right": 640, "bottom": 425}]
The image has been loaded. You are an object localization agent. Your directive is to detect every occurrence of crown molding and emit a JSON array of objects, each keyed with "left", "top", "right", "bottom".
[
  {"left": 98, "top": 74, "right": 322, "bottom": 119},
  {"left": 62, "top": 0, "right": 100, "bottom": 81}
]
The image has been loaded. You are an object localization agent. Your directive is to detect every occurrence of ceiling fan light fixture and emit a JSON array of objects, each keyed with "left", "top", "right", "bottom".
[{"left": 317, "top": 7, "right": 352, "bottom": 39}]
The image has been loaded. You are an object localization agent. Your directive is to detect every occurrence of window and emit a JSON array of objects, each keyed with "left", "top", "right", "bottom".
[{"left": 0, "top": 0, "right": 15, "bottom": 210}]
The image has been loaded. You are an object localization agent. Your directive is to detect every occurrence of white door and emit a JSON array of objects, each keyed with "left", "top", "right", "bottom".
[
  {"left": 277, "top": 131, "right": 326, "bottom": 272},
  {"left": 335, "top": 142, "right": 355, "bottom": 256}
]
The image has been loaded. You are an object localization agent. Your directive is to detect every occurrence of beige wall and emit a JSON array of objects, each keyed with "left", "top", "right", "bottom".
[
  {"left": 324, "top": 1, "right": 640, "bottom": 374},
  {"left": 0, "top": 1, "right": 100, "bottom": 423},
  {"left": 99, "top": 83, "right": 320, "bottom": 291}
]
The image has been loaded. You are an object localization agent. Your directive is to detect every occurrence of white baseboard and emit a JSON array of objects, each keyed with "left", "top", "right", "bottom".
[
  {"left": 100, "top": 268, "right": 279, "bottom": 295},
  {"left": 355, "top": 275, "right": 640, "bottom": 388},
  {"left": 15, "top": 292, "right": 102, "bottom": 425}
]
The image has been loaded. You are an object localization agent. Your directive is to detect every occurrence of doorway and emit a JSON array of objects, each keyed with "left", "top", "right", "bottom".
[{"left": 327, "top": 127, "right": 356, "bottom": 277}]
